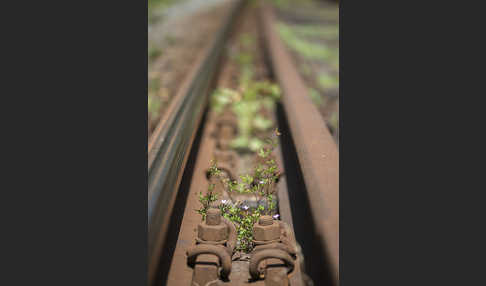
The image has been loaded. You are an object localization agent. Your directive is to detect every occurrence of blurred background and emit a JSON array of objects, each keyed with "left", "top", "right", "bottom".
[{"left": 148, "top": 0, "right": 339, "bottom": 140}]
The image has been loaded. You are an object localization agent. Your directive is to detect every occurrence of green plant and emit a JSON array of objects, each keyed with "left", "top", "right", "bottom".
[
  {"left": 219, "top": 202, "right": 264, "bottom": 252},
  {"left": 210, "top": 81, "right": 281, "bottom": 152},
  {"left": 211, "top": 30, "right": 281, "bottom": 152},
  {"left": 234, "top": 52, "right": 253, "bottom": 67},
  {"left": 253, "top": 129, "right": 281, "bottom": 206},
  {"left": 277, "top": 23, "right": 339, "bottom": 62},
  {"left": 240, "top": 33, "right": 255, "bottom": 49},
  {"left": 240, "top": 66, "right": 254, "bottom": 88},
  {"left": 318, "top": 73, "right": 339, "bottom": 90},
  {"left": 148, "top": 78, "right": 160, "bottom": 93},
  {"left": 279, "top": 22, "right": 339, "bottom": 39},
  {"left": 196, "top": 183, "right": 218, "bottom": 220},
  {"left": 197, "top": 130, "right": 282, "bottom": 252},
  {"left": 148, "top": 0, "right": 184, "bottom": 21},
  {"left": 210, "top": 88, "right": 239, "bottom": 114},
  {"left": 232, "top": 48, "right": 254, "bottom": 88},
  {"left": 148, "top": 95, "right": 162, "bottom": 118},
  {"left": 272, "top": 0, "right": 313, "bottom": 8},
  {"left": 230, "top": 82, "right": 281, "bottom": 152},
  {"left": 148, "top": 46, "right": 163, "bottom": 62}
]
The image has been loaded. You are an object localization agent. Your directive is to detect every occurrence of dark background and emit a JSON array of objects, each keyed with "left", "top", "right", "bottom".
[{"left": 0, "top": 0, "right": 485, "bottom": 285}]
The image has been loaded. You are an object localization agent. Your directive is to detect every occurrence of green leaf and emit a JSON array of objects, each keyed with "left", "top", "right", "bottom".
[
  {"left": 253, "top": 115, "right": 273, "bottom": 131},
  {"left": 249, "top": 138, "right": 265, "bottom": 152}
]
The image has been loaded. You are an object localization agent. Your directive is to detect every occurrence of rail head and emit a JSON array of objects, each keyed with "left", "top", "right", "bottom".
[
  {"left": 260, "top": 3, "right": 339, "bottom": 284},
  {"left": 147, "top": 1, "right": 244, "bottom": 284}
]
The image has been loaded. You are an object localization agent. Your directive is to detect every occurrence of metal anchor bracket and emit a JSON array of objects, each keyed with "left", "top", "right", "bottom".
[
  {"left": 249, "top": 249, "right": 295, "bottom": 283},
  {"left": 187, "top": 209, "right": 238, "bottom": 286},
  {"left": 249, "top": 216, "right": 298, "bottom": 285},
  {"left": 187, "top": 244, "right": 232, "bottom": 286}
]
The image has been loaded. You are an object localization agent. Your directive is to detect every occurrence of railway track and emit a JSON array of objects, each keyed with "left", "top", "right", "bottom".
[{"left": 148, "top": 1, "right": 339, "bottom": 285}]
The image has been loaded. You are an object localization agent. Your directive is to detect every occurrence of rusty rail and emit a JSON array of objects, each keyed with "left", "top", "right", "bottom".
[
  {"left": 161, "top": 2, "right": 310, "bottom": 284},
  {"left": 147, "top": 1, "right": 243, "bottom": 284},
  {"left": 148, "top": 2, "right": 339, "bottom": 285},
  {"left": 260, "top": 3, "right": 339, "bottom": 284}
]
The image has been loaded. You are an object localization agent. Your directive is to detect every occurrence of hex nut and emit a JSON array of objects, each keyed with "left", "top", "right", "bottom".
[
  {"left": 219, "top": 125, "right": 236, "bottom": 140},
  {"left": 208, "top": 176, "right": 225, "bottom": 197},
  {"left": 206, "top": 209, "right": 222, "bottom": 225},
  {"left": 198, "top": 222, "right": 228, "bottom": 242},
  {"left": 213, "top": 150, "right": 235, "bottom": 164},
  {"left": 253, "top": 218, "right": 281, "bottom": 241},
  {"left": 259, "top": 215, "right": 273, "bottom": 226},
  {"left": 217, "top": 111, "right": 237, "bottom": 126},
  {"left": 218, "top": 138, "right": 231, "bottom": 151}
]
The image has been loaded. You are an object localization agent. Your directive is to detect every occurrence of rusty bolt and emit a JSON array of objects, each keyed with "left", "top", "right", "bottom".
[
  {"left": 265, "top": 269, "right": 289, "bottom": 286},
  {"left": 218, "top": 138, "right": 231, "bottom": 151},
  {"left": 253, "top": 215, "right": 281, "bottom": 241},
  {"left": 220, "top": 125, "right": 235, "bottom": 140},
  {"left": 206, "top": 208, "right": 221, "bottom": 225},
  {"left": 208, "top": 177, "right": 225, "bottom": 198},
  {"left": 213, "top": 149, "right": 235, "bottom": 164},
  {"left": 198, "top": 209, "right": 228, "bottom": 242},
  {"left": 198, "top": 223, "right": 228, "bottom": 242},
  {"left": 259, "top": 215, "right": 273, "bottom": 226}
]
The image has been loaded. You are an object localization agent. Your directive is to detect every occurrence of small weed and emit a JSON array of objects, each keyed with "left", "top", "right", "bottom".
[
  {"left": 211, "top": 30, "right": 281, "bottom": 152},
  {"left": 210, "top": 81, "right": 280, "bottom": 152},
  {"left": 197, "top": 130, "right": 282, "bottom": 252},
  {"left": 232, "top": 48, "right": 254, "bottom": 88},
  {"left": 234, "top": 52, "right": 253, "bottom": 66},
  {"left": 240, "top": 33, "right": 255, "bottom": 49},
  {"left": 278, "top": 23, "right": 339, "bottom": 62},
  {"left": 196, "top": 183, "right": 219, "bottom": 220},
  {"left": 272, "top": 0, "right": 313, "bottom": 8},
  {"left": 231, "top": 82, "right": 280, "bottom": 152},
  {"left": 282, "top": 23, "right": 338, "bottom": 39},
  {"left": 148, "top": 0, "right": 182, "bottom": 13},
  {"left": 149, "top": 46, "right": 163, "bottom": 62},
  {"left": 148, "top": 95, "right": 162, "bottom": 118},
  {"left": 148, "top": 0, "right": 184, "bottom": 24},
  {"left": 210, "top": 88, "right": 239, "bottom": 113},
  {"left": 318, "top": 73, "right": 339, "bottom": 90},
  {"left": 148, "top": 78, "right": 160, "bottom": 93}
]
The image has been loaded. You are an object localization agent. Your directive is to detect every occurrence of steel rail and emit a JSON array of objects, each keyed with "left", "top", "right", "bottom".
[
  {"left": 147, "top": 1, "right": 243, "bottom": 284},
  {"left": 260, "top": 4, "right": 340, "bottom": 285}
]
